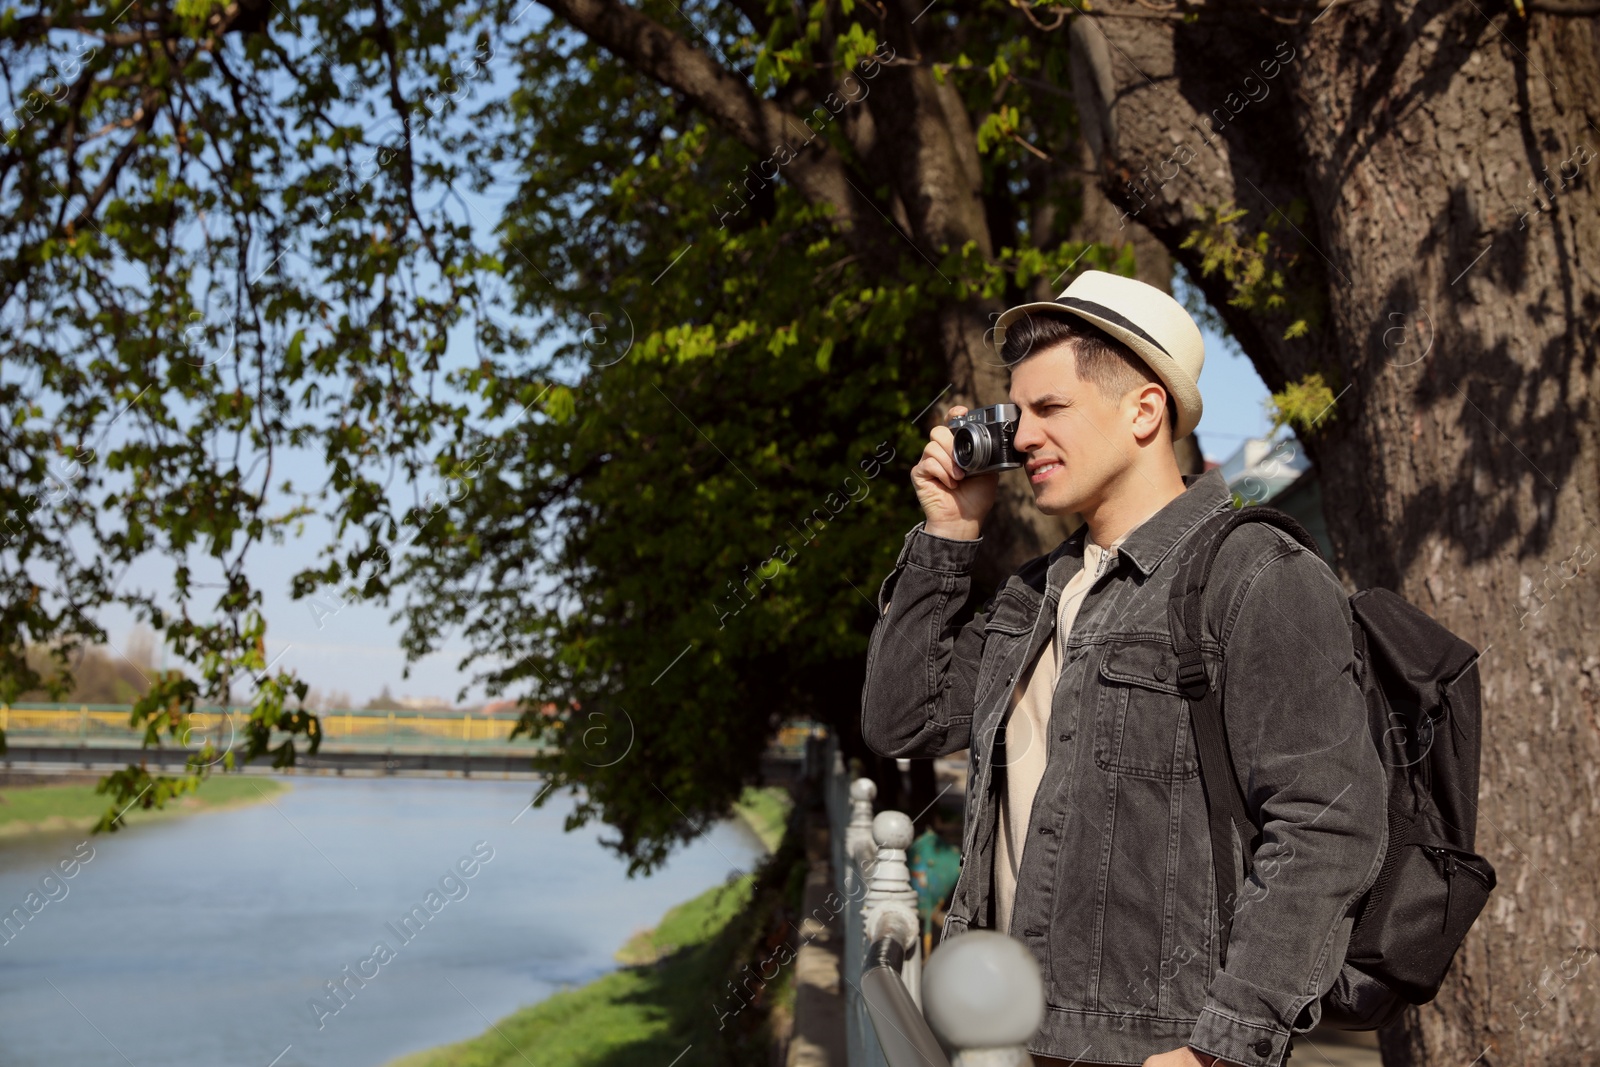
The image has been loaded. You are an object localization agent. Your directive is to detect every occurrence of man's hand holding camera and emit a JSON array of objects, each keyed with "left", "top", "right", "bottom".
[{"left": 912, "top": 403, "right": 1021, "bottom": 541}]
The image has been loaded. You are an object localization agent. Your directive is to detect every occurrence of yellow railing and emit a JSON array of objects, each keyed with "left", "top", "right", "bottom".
[
  {"left": 0, "top": 704, "right": 533, "bottom": 748},
  {"left": 0, "top": 704, "right": 825, "bottom": 755}
]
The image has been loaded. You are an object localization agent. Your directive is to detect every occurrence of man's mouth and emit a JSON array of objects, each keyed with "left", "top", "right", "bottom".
[{"left": 1028, "top": 459, "right": 1062, "bottom": 484}]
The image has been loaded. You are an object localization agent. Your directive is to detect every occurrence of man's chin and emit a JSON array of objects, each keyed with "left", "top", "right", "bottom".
[{"left": 1030, "top": 486, "right": 1079, "bottom": 517}]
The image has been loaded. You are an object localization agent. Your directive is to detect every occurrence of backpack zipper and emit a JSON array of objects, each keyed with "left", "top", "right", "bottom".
[
  {"left": 1425, "top": 846, "right": 1489, "bottom": 933},
  {"left": 1443, "top": 852, "right": 1455, "bottom": 932},
  {"left": 1426, "top": 846, "right": 1490, "bottom": 884}
]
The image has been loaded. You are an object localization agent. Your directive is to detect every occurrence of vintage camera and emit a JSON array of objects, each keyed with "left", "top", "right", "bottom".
[{"left": 948, "top": 404, "right": 1023, "bottom": 474}]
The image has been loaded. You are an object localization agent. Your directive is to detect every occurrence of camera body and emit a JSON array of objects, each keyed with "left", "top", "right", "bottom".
[{"left": 948, "top": 404, "right": 1023, "bottom": 474}]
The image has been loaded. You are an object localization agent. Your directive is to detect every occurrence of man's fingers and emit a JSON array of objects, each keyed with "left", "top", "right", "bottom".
[
  {"left": 914, "top": 463, "right": 955, "bottom": 494},
  {"left": 946, "top": 404, "right": 969, "bottom": 421},
  {"left": 926, "top": 428, "right": 962, "bottom": 479},
  {"left": 914, "top": 454, "right": 953, "bottom": 493},
  {"left": 920, "top": 441, "right": 963, "bottom": 484}
]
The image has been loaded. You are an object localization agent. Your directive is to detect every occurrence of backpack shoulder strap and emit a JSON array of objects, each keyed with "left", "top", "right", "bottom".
[{"left": 1167, "top": 504, "right": 1322, "bottom": 965}]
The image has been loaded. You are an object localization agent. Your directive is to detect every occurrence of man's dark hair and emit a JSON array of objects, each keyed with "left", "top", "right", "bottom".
[{"left": 1000, "top": 310, "right": 1177, "bottom": 432}]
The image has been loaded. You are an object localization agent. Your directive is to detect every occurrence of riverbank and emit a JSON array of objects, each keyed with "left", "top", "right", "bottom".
[
  {"left": 388, "top": 785, "right": 803, "bottom": 1067},
  {"left": 0, "top": 774, "right": 289, "bottom": 839}
]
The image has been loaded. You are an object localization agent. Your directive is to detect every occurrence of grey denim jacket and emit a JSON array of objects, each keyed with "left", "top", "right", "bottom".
[{"left": 860, "top": 470, "right": 1387, "bottom": 1067}]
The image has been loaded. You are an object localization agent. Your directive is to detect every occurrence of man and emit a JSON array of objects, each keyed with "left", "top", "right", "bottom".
[{"left": 860, "top": 271, "right": 1386, "bottom": 1067}]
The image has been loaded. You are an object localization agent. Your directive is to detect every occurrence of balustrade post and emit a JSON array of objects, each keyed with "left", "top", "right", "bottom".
[
  {"left": 922, "top": 931, "right": 1046, "bottom": 1067},
  {"left": 839, "top": 776, "right": 885, "bottom": 1067},
  {"left": 845, "top": 778, "right": 877, "bottom": 876},
  {"left": 862, "top": 810, "right": 922, "bottom": 1007}
]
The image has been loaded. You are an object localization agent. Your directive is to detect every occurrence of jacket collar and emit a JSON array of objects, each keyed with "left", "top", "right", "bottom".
[
  {"left": 1027, "top": 468, "right": 1231, "bottom": 602},
  {"left": 1112, "top": 467, "right": 1232, "bottom": 577}
]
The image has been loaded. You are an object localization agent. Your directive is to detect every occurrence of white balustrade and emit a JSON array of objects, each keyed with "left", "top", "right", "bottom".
[
  {"left": 861, "top": 809, "right": 922, "bottom": 1006},
  {"left": 846, "top": 777, "right": 878, "bottom": 874},
  {"left": 822, "top": 736, "right": 1043, "bottom": 1067},
  {"left": 922, "top": 931, "right": 1046, "bottom": 1067}
]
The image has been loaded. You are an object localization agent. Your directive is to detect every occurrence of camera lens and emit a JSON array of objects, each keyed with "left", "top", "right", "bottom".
[{"left": 953, "top": 426, "right": 985, "bottom": 471}]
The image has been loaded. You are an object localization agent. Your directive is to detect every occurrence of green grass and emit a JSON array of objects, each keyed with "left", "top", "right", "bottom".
[
  {"left": 389, "top": 875, "right": 760, "bottom": 1067},
  {"left": 614, "top": 870, "right": 756, "bottom": 967},
  {"left": 0, "top": 775, "right": 288, "bottom": 837},
  {"left": 731, "top": 785, "right": 793, "bottom": 853}
]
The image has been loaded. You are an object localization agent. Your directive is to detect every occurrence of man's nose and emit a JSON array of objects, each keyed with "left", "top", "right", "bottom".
[{"left": 1012, "top": 413, "right": 1043, "bottom": 452}]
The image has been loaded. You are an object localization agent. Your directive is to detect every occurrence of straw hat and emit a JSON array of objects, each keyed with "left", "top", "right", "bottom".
[{"left": 990, "top": 270, "right": 1205, "bottom": 439}]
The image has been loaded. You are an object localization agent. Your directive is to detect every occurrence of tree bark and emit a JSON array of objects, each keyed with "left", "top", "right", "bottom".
[{"left": 1074, "top": 3, "right": 1600, "bottom": 1062}]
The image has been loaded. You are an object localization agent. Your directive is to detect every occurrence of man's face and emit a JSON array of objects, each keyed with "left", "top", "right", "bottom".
[{"left": 1007, "top": 341, "right": 1137, "bottom": 517}]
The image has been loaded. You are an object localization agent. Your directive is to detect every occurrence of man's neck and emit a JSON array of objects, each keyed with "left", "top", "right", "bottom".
[{"left": 1083, "top": 465, "right": 1188, "bottom": 549}]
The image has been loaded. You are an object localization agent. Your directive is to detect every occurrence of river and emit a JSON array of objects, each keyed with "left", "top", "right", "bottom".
[{"left": 0, "top": 776, "right": 767, "bottom": 1067}]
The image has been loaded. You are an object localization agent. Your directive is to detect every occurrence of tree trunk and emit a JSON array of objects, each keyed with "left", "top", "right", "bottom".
[{"left": 1074, "top": 3, "right": 1600, "bottom": 1062}]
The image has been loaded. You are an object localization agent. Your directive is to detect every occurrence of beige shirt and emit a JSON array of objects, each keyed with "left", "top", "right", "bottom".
[{"left": 992, "top": 519, "right": 1147, "bottom": 937}]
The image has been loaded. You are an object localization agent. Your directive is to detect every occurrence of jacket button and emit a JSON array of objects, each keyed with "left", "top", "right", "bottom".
[
  {"left": 1253, "top": 1039, "right": 1273, "bottom": 1057},
  {"left": 1154, "top": 663, "right": 1170, "bottom": 680},
  {"left": 1059, "top": 733, "right": 1071, "bottom": 742}
]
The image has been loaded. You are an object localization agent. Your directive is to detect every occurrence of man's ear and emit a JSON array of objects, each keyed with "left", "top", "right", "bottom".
[{"left": 1129, "top": 382, "right": 1170, "bottom": 443}]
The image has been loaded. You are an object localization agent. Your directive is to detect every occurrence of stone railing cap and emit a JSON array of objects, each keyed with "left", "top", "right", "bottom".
[
  {"left": 922, "top": 931, "right": 1045, "bottom": 1049},
  {"left": 871, "top": 810, "right": 913, "bottom": 849}
]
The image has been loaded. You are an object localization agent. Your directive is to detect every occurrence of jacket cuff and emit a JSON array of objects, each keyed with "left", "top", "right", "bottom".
[
  {"left": 901, "top": 521, "right": 983, "bottom": 571},
  {"left": 1188, "top": 1004, "right": 1289, "bottom": 1067},
  {"left": 876, "top": 522, "right": 982, "bottom": 614}
]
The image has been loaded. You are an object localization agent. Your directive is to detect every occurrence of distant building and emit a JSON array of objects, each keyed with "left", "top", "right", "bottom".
[
  {"left": 1211, "top": 434, "right": 1333, "bottom": 561},
  {"left": 396, "top": 695, "right": 455, "bottom": 712}
]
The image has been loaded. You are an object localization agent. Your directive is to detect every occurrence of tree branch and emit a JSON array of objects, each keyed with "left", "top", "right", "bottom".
[
  {"left": 371, "top": 0, "right": 444, "bottom": 268},
  {"left": 533, "top": 0, "right": 879, "bottom": 245}
]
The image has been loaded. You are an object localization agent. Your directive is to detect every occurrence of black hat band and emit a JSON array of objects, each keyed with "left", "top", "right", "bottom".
[{"left": 1049, "top": 296, "right": 1174, "bottom": 359}]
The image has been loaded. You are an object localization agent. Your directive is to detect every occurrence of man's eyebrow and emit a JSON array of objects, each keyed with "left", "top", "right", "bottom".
[{"left": 1018, "top": 391, "right": 1073, "bottom": 406}]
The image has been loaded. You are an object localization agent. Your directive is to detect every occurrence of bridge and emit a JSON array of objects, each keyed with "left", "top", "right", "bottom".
[{"left": 0, "top": 704, "right": 818, "bottom": 781}]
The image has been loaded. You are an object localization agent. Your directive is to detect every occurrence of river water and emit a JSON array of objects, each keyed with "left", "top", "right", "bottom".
[{"left": 0, "top": 776, "right": 766, "bottom": 1067}]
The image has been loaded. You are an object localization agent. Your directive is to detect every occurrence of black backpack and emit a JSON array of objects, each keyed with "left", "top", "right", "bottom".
[{"left": 1168, "top": 504, "right": 1496, "bottom": 1029}]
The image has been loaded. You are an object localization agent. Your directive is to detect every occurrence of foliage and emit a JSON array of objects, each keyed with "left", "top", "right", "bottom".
[
  {"left": 0, "top": 0, "right": 499, "bottom": 828},
  {"left": 384, "top": 3, "right": 1135, "bottom": 872},
  {"left": 0, "top": 0, "right": 1139, "bottom": 866},
  {"left": 1268, "top": 372, "right": 1339, "bottom": 435},
  {"left": 14, "top": 635, "right": 163, "bottom": 704},
  {"left": 1179, "top": 201, "right": 1320, "bottom": 341}
]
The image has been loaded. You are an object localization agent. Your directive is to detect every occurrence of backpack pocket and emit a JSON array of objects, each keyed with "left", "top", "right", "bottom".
[
  {"left": 1319, "top": 960, "right": 1409, "bottom": 1030},
  {"left": 1347, "top": 825, "right": 1496, "bottom": 1003}
]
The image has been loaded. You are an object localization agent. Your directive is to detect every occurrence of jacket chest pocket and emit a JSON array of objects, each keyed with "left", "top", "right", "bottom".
[
  {"left": 973, "top": 594, "right": 1038, "bottom": 710},
  {"left": 1092, "top": 639, "right": 1200, "bottom": 781}
]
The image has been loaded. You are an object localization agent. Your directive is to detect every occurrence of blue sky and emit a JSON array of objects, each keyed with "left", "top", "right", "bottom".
[{"left": 1193, "top": 323, "right": 1278, "bottom": 460}]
